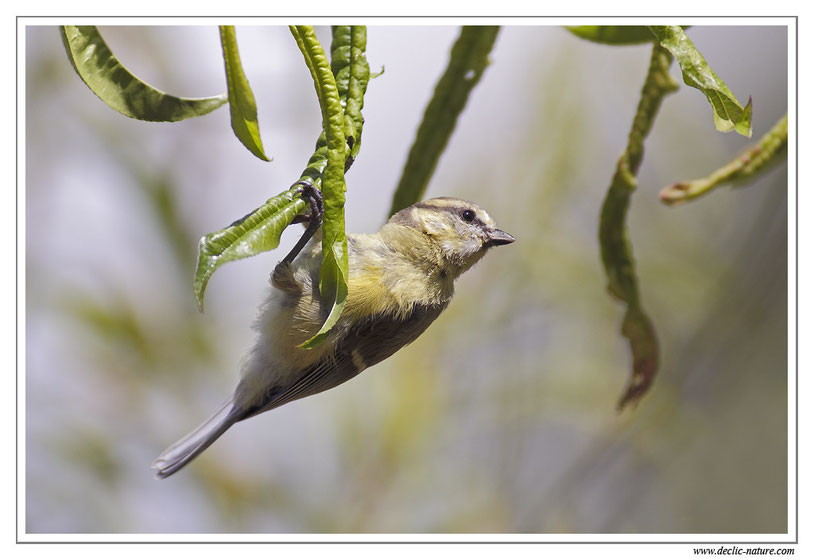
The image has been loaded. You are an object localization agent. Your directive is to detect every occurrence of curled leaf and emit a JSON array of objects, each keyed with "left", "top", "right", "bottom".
[
  {"left": 330, "top": 26, "right": 370, "bottom": 163},
  {"left": 300, "top": 229, "right": 349, "bottom": 350},
  {"left": 599, "top": 44, "right": 678, "bottom": 409},
  {"left": 618, "top": 307, "right": 659, "bottom": 409},
  {"left": 60, "top": 25, "right": 227, "bottom": 122}
]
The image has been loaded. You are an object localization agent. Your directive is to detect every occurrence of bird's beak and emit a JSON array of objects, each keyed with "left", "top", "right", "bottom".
[{"left": 486, "top": 228, "right": 516, "bottom": 247}]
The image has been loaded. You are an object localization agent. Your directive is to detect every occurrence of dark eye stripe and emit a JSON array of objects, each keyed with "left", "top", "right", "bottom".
[{"left": 405, "top": 200, "right": 489, "bottom": 229}]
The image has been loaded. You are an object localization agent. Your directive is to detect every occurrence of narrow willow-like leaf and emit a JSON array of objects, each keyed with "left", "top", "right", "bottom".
[
  {"left": 302, "top": 226, "right": 349, "bottom": 349},
  {"left": 193, "top": 26, "right": 370, "bottom": 313},
  {"left": 331, "top": 26, "right": 371, "bottom": 164},
  {"left": 193, "top": 191, "right": 306, "bottom": 310},
  {"left": 60, "top": 26, "right": 227, "bottom": 122},
  {"left": 289, "top": 26, "right": 370, "bottom": 184},
  {"left": 649, "top": 26, "right": 752, "bottom": 138},
  {"left": 220, "top": 26, "right": 270, "bottom": 161},
  {"left": 290, "top": 26, "right": 349, "bottom": 349},
  {"left": 661, "top": 113, "right": 787, "bottom": 205},
  {"left": 599, "top": 44, "right": 678, "bottom": 410},
  {"left": 566, "top": 26, "right": 657, "bottom": 45},
  {"left": 389, "top": 26, "right": 500, "bottom": 216}
]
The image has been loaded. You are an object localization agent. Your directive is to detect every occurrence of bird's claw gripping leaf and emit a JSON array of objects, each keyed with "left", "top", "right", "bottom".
[{"left": 281, "top": 182, "right": 325, "bottom": 265}]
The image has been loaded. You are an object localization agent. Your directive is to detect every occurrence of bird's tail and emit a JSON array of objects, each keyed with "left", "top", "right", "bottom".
[{"left": 151, "top": 398, "right": 239, "bottom": 479}]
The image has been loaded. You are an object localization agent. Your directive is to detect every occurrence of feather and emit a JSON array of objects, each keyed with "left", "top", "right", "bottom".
[
  {"left": 151, "top": 398, "right": 238, "bottom": 479},
  {"left": 152, "top": 197, "right": 513, "bottom": 477}
]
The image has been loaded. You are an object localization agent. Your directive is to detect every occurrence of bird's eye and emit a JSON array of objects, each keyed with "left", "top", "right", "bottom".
[{"left": 461, "top": 209, "right": 476, "bottom": 222}]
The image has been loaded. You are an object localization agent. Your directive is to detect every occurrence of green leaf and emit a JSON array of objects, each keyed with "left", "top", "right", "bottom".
[
  {"left": 330, "top": 26, "right": 371, "bottom": 164},
  {"left": 300, "top": 227, "right": 349, "bottom": 350},
  {"left": 566, "top": 26, "right": 657, "bottom": 45},
  {"left": 599, "top": 44, "right": 677, "bottom": 409},
  {"left": 660, "top": 113, "right": 787, "bottom": 205},
  {"left": 389, "top": 26, "right": 500, "bottom": 216},
  {"left": 290, "top": 25, "right": 349, "bottom": 349},
  {"left": 193, "top": 26, "right": 370, "bottom": 313},
  {"left": 649, "top": 25, "right": 753, "bottom": 137},
  {"left": 289, "top": 25, "right": 371, "bottom": 188},
  {"left": 193, "top": 190, "right": 306, "bottom": 310},
  {"left": 60, "top": 26, "right": 227, "bottom": 122},
  {"left": 220, "top": 26, "right": 270, "bottom": 161}
]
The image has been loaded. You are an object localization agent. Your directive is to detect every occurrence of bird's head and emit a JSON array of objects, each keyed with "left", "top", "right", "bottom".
[{"left": 389, "top": 197, "right": 515, "bottom": 276}]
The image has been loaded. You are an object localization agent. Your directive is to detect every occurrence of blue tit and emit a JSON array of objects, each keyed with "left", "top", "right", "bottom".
[{"left": 152, "top": 195, "right": 514, "bottom": 478}]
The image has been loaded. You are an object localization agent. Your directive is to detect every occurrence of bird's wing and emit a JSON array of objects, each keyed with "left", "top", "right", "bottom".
[{"left": 239, "top": 303, "right": 446, "bottom": 421}]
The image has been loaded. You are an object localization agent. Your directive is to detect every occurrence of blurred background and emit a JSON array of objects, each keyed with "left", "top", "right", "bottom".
[{"left": 25, "top": 24, "right": 789, "bottom": 534}]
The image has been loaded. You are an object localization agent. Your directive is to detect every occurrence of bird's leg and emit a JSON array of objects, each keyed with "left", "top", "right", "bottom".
[{"left": 280, "top": 181, "right": 324, "bottom": 265}]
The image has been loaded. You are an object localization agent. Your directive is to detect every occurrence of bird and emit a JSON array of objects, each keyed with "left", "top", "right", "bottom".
[{"left": 152, "top": 192, "right": 514, "bottom": 478}]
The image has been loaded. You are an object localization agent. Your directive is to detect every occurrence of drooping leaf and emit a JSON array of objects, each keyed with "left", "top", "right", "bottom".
[
  {"left": 599, "top": 44, "right": 678, "bottom": 410},
  {"left": 219, "top": 26, "right": 270, "bottom": 161},
  {"left": 193, "top": 190, "right": 306, "bottom": 310},
  {"left": 302, "top": 225, "right": 349, "bottom": 350},
  {"left": 60, "top": 25, "right": 227, "bottom": 122},
  {"left": 389, "top": 26, "right": 500, "bottom": 216},
  {"left": 660, "top": 113, "right": 787, "bottom": 205},
  {"left": 290, "top": 25, "right": 349, "bottom": 349},
  {"left": 566, "top": 26, "right": 657, "bottom": 45},
  {"left": 649, "top": 25, "right": 753, "bottom": 137}
]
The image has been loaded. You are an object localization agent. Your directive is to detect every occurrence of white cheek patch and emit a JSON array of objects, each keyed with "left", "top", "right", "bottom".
[
  {"left": 440, "top": 237, "right": 481, "bottom": 258},
  {"left": 421, "top": 217, "right": 447, "bottom": 236},
  {"left": 439, "top": 238, "right": 458, "bottom": 255}
]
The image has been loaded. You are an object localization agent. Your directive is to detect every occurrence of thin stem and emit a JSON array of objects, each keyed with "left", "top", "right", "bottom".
[{"left": 660, "top": 113, "right": 788, "bottom": 206}]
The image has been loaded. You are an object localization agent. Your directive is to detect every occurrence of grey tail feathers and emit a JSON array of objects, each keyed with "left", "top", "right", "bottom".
[{"left": 151, "top": 398, "right": 241, "bottom": 479}]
